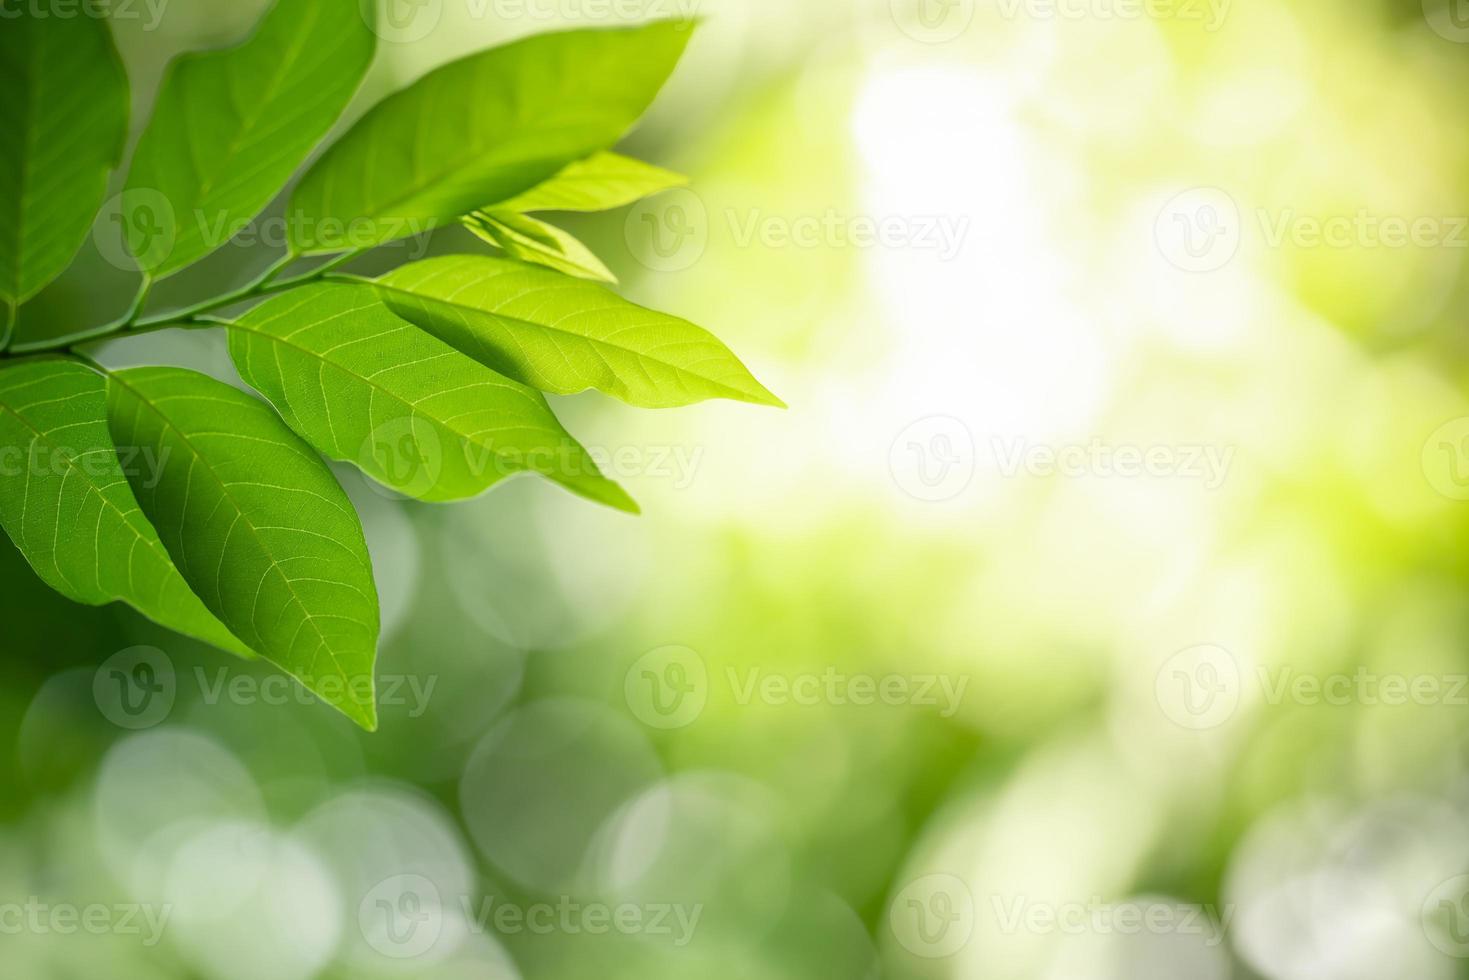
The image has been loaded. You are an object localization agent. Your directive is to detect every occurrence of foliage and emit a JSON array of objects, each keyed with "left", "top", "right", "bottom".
[{"left": 0, "top": 1, "right": 776, "bottom": 729}]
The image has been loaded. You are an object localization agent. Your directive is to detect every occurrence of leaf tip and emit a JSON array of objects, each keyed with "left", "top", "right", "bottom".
[
  {"left": 343, "top": 694, "right": 380, "bottom": 733},
  {"left": 602, "top": 481, "right": 642, "bottom": 516}
]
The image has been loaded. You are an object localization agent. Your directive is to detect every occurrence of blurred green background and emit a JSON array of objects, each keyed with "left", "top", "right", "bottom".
[{"left": 8, "top": 0, "right": 1469, "bottom": 976}]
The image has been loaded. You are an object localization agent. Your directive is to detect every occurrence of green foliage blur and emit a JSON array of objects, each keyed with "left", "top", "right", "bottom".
[{"left": 7, "top": 0, "right": 1469, "bottom": 977}]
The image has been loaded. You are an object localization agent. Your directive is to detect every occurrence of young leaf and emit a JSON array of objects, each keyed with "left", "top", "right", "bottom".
[
  {"left": 122, "top": 0, "right": 375, "bottom": 278},
  {"left": 0, "top": 359, "right": 248, "bottom": 657},
  {"left": 464, "top": 210, "right": 617, "bottom": 283},
  {"left": 492, "top": 152, "right": 688, "bottom": 214},
  {"left": 288, "top": 21, "right": 694, "bottom": 255},
  {"left": 375, "top": 255, "right": 784, "bottom": 409},
  {"left": 107, "top": 366, "right": 380, "bottom": 729},
  {"left": 0, "top": 4, "right": 128, "bottom": 328},
  {"left": 225, "top": 282, "right": 638, "bottom": 511}
]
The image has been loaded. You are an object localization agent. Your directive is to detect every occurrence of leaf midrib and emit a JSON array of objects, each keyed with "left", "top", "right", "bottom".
[
  {"left": 375, "top": 278, "right": 763, "bottom": 403},
  {"left": 109, "top": 370, "right": 354, "bottom": 681},
  {"left": 229, "top": 315, "right": 534, "bottom": 449},
  {"left": 0, "top": 382, "right": 178, "bottom": 576}
]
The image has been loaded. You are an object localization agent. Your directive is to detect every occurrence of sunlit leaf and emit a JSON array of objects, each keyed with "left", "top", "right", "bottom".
[
  {"left": 0, "top": 4, "right": 128, "bottom": 328},
  {"left": 288, "top": 21, "right": 693, "bottom": 254},
  {"left": 492, "top": 151, "right": 688, "bottom": 214},
  {"left": 122, "top": 0, "right": 375, "bottom": 277},
  {"left": 376, "top": 254, "right": 783, "bottom": 409},
  {"left": 107, "top": 366, "right": 380, "bottom": 729},
  {"left": 227, "top": 282, "right": 638, "bottom": 511},
  {"left": 464, "top": 210, "right": 617, "bottom": 282},
  {"left": 0, "top": 359, "right": 248, "bottom": 656}
]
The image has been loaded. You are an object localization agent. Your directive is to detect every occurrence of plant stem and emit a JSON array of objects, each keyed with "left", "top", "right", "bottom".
[
  {"left": 130, "top": 252, "right": 298, "bottom": 329},
  {"left": 68, "top": 350, "right": 111, "bottom": 376},
  {"left": 3, "top": 250, "right": 365, "bottom": 358}
]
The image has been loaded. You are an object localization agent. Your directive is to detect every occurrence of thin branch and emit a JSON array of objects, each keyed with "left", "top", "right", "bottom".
[{"left": 3, "top": 248, "right": 368, "bottom": 359}]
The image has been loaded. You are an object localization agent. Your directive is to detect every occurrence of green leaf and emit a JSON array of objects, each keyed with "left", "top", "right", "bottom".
[
  {"left": 492, "top": 152, "right": 688, "bottom": 214},
  {"left": 107, "top": 366, "right": 380, "bottom": 729},
  {"left": 376, "top": 255, "right": 784, "bottom": 409},
  {"left": 464, "top": 210, "right": 617, "bottom": 283},
  {"left": 288, "top": 21, "right": 694, "bottom": 255},
  {"left": 122, "top": 0, "right": 375, "bottom": 278},
  {"left": 226, "top": 282, "right": 638, "bottom": 512},
  {"left": 0, "top": 359, "right": 248, "bottom": 657},
  {"left": 0, "top": 4, "right": 128, "bottom": 329}
]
